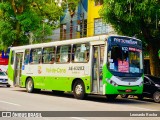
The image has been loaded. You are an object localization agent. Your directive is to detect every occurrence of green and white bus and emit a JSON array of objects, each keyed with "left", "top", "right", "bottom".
[{"left": 8, "top": 35, "right": 143, "bottom": 100}]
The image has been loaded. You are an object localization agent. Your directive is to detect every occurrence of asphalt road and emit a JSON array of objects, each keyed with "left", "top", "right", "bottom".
[{"left": 0, "top": 85, "right": 159, "bottom": 120}]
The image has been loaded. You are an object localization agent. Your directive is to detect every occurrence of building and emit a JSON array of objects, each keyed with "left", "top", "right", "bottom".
[
  {"left": 60, "top": 0, "right": 88, "bottom": 40},
  {"left": 87, "top": 0, "right": 115, "bottom": 37},
  {"left": 60, "top": 0, "right": 116, "bottom": 40}
]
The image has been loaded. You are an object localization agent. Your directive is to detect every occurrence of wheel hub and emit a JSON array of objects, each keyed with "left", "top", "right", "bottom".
[
  {"left": 155, "top": 94, "right": 160, "bottom": 100},
  {"left": 27, "top": 81, "right": 32, "bottom": 91},
  {"left": 75, "top": 84, "right": 82, "bottom": 95},
  {"left": 153, "top": 92, "right": 160, "bottom": 103}
]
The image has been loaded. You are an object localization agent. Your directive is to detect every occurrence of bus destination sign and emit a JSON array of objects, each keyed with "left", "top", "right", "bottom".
[{"left": 113, "top": 38, "right": 138, "bottom": 45}]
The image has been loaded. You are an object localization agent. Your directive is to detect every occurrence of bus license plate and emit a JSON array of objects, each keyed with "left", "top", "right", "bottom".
[{"left": 126, "top": 89, "right": 132, "bottom": 92}]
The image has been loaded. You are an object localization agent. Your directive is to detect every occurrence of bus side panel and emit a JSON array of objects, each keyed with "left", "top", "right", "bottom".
[
  {"left": 105, "top": 84, "right": 143, "bottom": 94},
  {"left": 8, "top": 51, "right": 15, "bottom": 86},
  {"left": 21, "top": 74, "right": 91, "bottom": 93},
  {"left": 20, "top": 75, "right": 27, "bottom": 87},
  {"left": 20, "top": 62, "right": 91, "bottom": 93},
  {"left": 21, "top": 75, "right": 46, "bottom": 88},
  {"left": 43, "top": 76, "right": 91, "bottom": 93}
]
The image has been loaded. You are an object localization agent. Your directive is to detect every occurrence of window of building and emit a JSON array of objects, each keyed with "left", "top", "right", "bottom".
[
  {"left": 43, "top": 47, "right": 55, "bottom": 64},
  {"left": 95, "top": 0, "right": 103, "bottom": 6},
  {"left": 30, "top": 48, "right": 42, "bottom": 64},
  {"left": 72, "top": 43, "right": 90, "bottom": 62},
  {"left": 94, "top": 18, "right": 108, "bottom": 35},
  {"left": 56, "top": 45, "right": 71, "bottom": 63},
  {"left": 80, "top": 19, "right": 87, "bottom": 38},
  {"left": 24, "top": 49, "right": 30, "bottom": 65}
]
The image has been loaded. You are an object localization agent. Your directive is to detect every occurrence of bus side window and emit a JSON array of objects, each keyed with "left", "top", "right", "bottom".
[
  {"left": 72, "top": 43, "right": 90, "bottom": 62},
  {"left": 56, "top": 55, "right": 60, "bottom": 62},
  {"left": 56, "top": 47, "right": 60, "bottom": 63},
  {"left": 84, "top": 51, "right": 89, "bottom": 62},
  {"left": 56, "top": 45, "right": 71, "bottom": 63},
  {"left": 24, "top": 49, "right": 30, "bottom": 65},
  {"left": 43, "top": 47, "right": 55, "bottom": 64},
  {"left": 30, "top": 48, "right": 42, "bottom": 64}
]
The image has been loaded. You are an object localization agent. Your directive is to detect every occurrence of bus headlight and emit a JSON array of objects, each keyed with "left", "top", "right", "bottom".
[
  {"left": 139, "top": 82, "right": 143, "bottom": 87},
  {"left": 107, "top": 79, "right": 118, "bottom": 87}
]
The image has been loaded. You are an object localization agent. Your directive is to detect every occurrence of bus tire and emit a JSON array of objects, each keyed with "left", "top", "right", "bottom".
[
  {"left": 26, "top": 78, "right": 34, "bottom": 93},
  {"left": 73, "top": 80, "right": 85, "bottom": 100}
]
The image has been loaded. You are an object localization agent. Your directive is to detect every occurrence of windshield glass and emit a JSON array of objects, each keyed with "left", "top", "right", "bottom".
[
  {"left": 108, "top": 46, "right": 143, "bottom": 74},
  {"left": 0, "top": 71, "right": 6, "bottom": 76}
]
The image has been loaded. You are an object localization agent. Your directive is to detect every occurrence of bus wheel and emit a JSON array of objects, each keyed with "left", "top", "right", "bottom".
[
  {"left": 26, "top": 78, "right": 34, "bottom": 93},
  {"left": 106, "top": 95, "right": 117, "bottom": 101},
  {"left": 73, "top": 80, "right": 85, "bottom": 100}
]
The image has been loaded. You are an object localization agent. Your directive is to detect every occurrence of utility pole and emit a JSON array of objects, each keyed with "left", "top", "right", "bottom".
[{"left": 81, "top": 12, "right": 84, "bottom": 38}]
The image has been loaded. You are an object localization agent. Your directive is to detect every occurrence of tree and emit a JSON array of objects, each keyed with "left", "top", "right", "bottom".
[
  {"left": 100, "top": 0, "right": 160, "bottom": 77},
  {"left": 58, "top": 0, "right": 80, "bottom": 12},
  {"left": 0, "top": 0, "right": 63, "bottom": 50}
]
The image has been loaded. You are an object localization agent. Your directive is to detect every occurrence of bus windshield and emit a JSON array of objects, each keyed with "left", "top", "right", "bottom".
[{"left": 108, "top": 45, "right": 143, "bottom": 74}]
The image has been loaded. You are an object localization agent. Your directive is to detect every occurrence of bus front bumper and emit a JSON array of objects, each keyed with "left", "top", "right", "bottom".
[{"left": 104, "top": 83, "right": 143, "bottom": 95}]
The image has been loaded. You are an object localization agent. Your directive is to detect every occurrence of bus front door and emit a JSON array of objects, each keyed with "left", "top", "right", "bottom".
[
  {"left": 14, "top": 52, "right": 23, "bottom": 86},
  {"left": 92, "top": 46, "right": 104, "bottom": 94}
]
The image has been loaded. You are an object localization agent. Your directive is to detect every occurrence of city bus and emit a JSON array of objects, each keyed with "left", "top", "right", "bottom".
[{"left": 7, "top": 35, "right": 143, "bottom": 100}]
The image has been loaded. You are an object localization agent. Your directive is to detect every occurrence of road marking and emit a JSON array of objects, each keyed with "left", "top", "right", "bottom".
[
  {"left": 0, "top": 100, "right": 21, "bottom": 106},
  {"left": 71, "top": 117, "right": 88, "bottom": 120}
]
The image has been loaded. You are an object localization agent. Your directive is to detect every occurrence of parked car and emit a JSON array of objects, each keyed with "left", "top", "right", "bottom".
[
  {"left": 121, "top": 74, "right": 160, "bottom": 103},
  {"left": 0, "top": 71, "right": 10, "bottom": 87}
]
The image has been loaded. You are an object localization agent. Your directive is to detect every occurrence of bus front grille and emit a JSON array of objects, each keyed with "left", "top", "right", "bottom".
[{"left": 119, "top": 77, "right": 139, "bottom": 82}]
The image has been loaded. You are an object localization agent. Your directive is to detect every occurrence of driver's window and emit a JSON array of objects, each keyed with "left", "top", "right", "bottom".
[
  {"left": 108, "top": 46, "right": 122, "bottom": 72},
  {"left": 108, "top": 45, "right": 130, "bottom": 73}
]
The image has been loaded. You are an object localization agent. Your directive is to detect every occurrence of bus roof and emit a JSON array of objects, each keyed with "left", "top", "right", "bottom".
[{"left": 10, "top": 35, "right": 141, "bottom": 50}]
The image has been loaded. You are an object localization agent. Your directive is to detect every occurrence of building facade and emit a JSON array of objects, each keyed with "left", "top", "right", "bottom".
[
  {"left": 60, "top": 0, "right": 88, "bottom": 40},
  {"left": 87, "top": 0, "right": 115, "bottom": 37},
  {"left": 60, "top": 0, "right": 115, "bottom": 40}
]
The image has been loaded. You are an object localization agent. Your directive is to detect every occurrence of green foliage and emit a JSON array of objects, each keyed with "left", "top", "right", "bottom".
[
  {"left": 0, "top": 0, "right": 63, "bottom": 48},
  {"left": 100, "top": 0, "right": 160, "bottom": 76},
  {"left": 60, "top": 0, "right": 80, "bottom": 13},
  {"left": 100, "top": 0, "right": 160, "bottom": 45}
]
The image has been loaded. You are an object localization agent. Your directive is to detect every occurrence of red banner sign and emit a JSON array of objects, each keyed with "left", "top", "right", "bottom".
[
  {"left": 0, "top": 58, "right": 8, "bottom": 65},
  {"left": 118, "top": 60, "right": 129, "bottom": 73}
]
